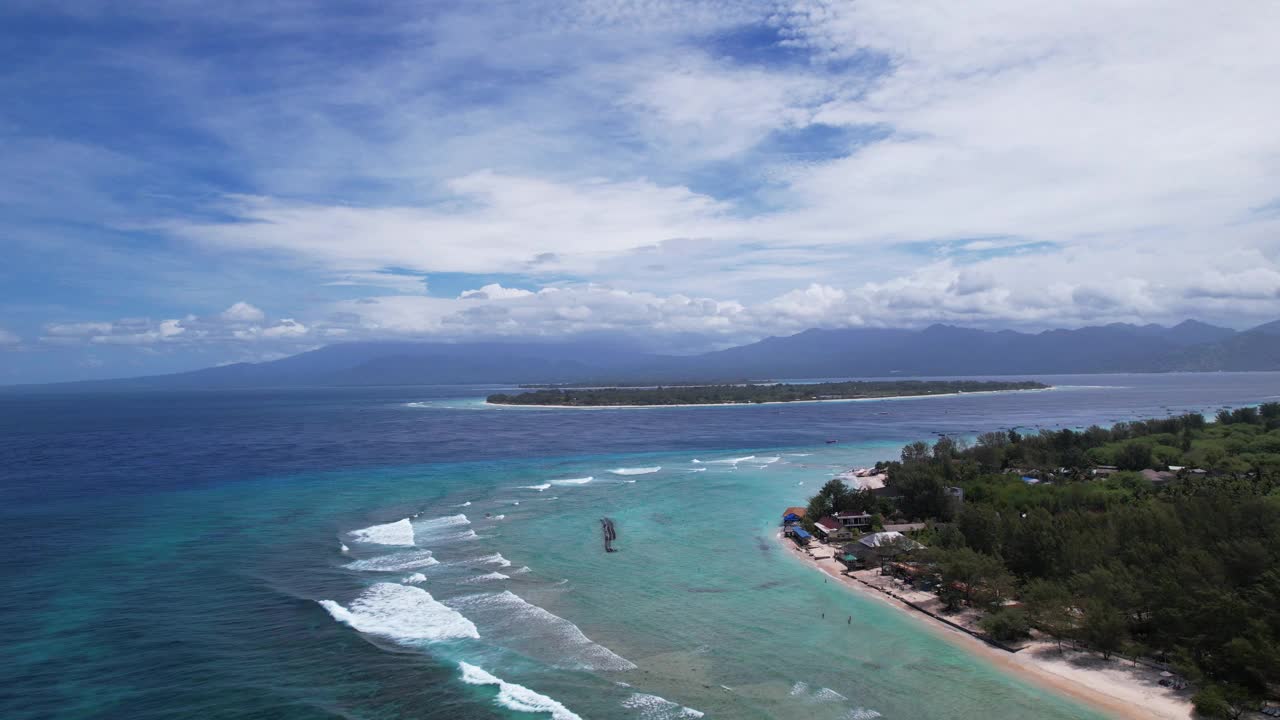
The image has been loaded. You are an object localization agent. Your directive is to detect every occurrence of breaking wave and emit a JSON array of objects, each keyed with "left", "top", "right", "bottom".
[
  {"left": 458, "top": 662, "right": 581, "bottom": 720},
  {"left": 756, "top": 456, "right": 781, "bottom": 464},
  {"left": 402, "top": 572, "right": 427, "bottom": 584},
  {"left": 451, "top": 590, "right": 635, "bottom": 671},
  {"left": 344, "top": 549, "right": 440, "bottom": 572},
  {"left": 847, "top": 710, "right": 882, "bottom": 719},
  {"left": 319, "top": 583, "right": 478, "bottom": 642},
  {"left": 348, "top": 518, "right": 415, "bottom": 546},
  {"left": 621, "top": 693, "right": 704, "bottom": 718},
  {"left": 416, "top": 514, "right": 470, "bottom": 531},
  {"left": 608, "top": 467, "right": 660, "bottom": 475},
  {"left": 470, "top": 552, "right": 512, "bottom": 568},
  {"left": 790, "top": 682, "right": 849, "bottom": 704},
  {"left": 522, "top": 483, "right": 552, "bottom": 491},
  {"left": 462, "top": 571, "right": 510, "bottom": 583},
  {"left": 551, "top": 476, "right": 594, "bottom": 486},
  {"left": 692, "top": 456, "right": 754, "bottom": 465}
]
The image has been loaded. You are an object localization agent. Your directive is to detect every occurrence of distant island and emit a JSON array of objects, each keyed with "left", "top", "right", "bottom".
[
  {"left": 517, "top": 379, "right": 771, "bottom": 389},
  {"left": 486, "top": 379, "right": 1049, "bottom": 407}
]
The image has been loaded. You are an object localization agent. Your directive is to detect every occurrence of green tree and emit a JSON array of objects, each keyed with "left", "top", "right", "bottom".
[
  {"left": 1078, "top": 602, "right": 1126, "bottom": 660},
  {"left": 957, "top": 504, "right": 1002, "bottom": 556},
  {"left": 1022, "top": 579, "right": 1074, "bottom": 651},
  {"left": 1116, "top": 442, "right": 1153, "bottom": 471},
  {"left": 981, "top": 607, "right": 1030, "bottom": 643}
]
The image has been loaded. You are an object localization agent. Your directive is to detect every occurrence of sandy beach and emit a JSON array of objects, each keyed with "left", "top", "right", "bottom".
[{"left": 777, "top": 532, "right": 1193, "bottom": 720}]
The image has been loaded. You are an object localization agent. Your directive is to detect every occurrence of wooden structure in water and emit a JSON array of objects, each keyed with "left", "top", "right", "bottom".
[{"left": 600, "top": 517, "right": 618, "bottom": 552}]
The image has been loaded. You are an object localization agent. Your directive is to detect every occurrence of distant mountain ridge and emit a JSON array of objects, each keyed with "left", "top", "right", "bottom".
[{"left": 13, "top": 319, "right": 1280, "bottom": 391}]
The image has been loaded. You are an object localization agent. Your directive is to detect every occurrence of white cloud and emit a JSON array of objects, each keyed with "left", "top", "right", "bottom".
[
  {"left": 0, "top": 328, "right": 20, "bottom": 347},
  {"left": 40, "top": 305, "right": 312, "bottom": 348},
  {"left": 458, "top": 283, "right": 536, "bottom": 300},
  {"left": 220, "top": 301, "right": 266, "bottom": 323},
  {"left": 11, "top": 0, "right": 1280, "bottom": 363}
]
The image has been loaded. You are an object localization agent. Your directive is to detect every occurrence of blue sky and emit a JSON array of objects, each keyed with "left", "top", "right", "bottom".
[{"left": 3, "top": 1, "right": 1280, "bottom": 383}]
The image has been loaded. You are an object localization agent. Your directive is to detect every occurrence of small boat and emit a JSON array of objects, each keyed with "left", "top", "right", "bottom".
[{"left": 825, "top": 439, "right": 838, "bottom": 444}]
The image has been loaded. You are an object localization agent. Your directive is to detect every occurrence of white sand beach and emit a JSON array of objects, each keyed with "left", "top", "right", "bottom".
[{"left": 778, "top": 532, "right": 1193, "bottom": 720}]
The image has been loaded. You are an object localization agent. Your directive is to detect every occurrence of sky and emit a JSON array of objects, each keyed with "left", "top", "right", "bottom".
[{"left": 2, "top": 1, "right": 1280, "bottom": 383}]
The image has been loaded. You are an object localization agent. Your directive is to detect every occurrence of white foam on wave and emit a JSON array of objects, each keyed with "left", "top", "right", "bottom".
[
  {"left": 756, "top": 456, "right": 781, "bottom": 464},
  {"left": 692, "top": 456, "right": 754, "bottom": 465},
  {"left": 686, "top": 468, "right": 707, "bottom": 473},
  {"left": 348, "top": 518, "right": 415, "bottom": 546},
  {"left": 462, "top": 571, "right": 510, "bottom": 583},
  {"left": 522, "top": 483, "right": 552, "bottom": 491},
  {"left": 847, "top": 710, "right": 882, "bottom": 719},
  {"left": 458, "top": 662, "right": 581, "bottom": 720},
  {"left": 402, "top": 572, "right": 427, "bottom": 584},
  {"left": 470, "top": 552, "right": 513, "bottom": 568},
  {"left": 491, "top": 514, "right": 506, "bottom": 520},
  {"left": 344, "top": 549, "right": 440, "bottom": 572},
  {"left": 458, "top": 501, "right": 472, "bottom": 507},
  {"left": 551, "top": 476, "right": 593, "bottom": 485},
  {"left": 609, "top": 467, "right": 660, "bottom": 476},
  {"left": 319, "top": 583, "right": 478, "bottom": 642},
  {"left": 622, "top": 692, "right": 704, "bottom": 718},
  {"left": 451, "top": 590, "right": 636, "bottom": 671},
  {"left": 789, "top": 682, "right": 850, "bottom": 704},
  {"left": 340, "top": 543, "right": 350, "bottom": 553},
  {"left": 416, "top": 514, "right": 470, "bottom": 531},
  {"left": 787, "top": 452, "right": 813, "bottom": 457},
  {"left": 513, "top": 566, "right": 532, "bottom": 574}
]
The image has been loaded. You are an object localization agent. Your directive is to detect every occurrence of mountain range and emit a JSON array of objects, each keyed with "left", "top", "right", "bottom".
[{"left": 15, "top": 319, "right": 1280, "bottom": 390}]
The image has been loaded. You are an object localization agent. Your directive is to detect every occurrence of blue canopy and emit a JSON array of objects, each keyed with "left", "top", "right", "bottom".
[
  {"left": 783, "top": 513, "right": 801, "bottom": 522},
  {"left": 792, "top": 527, "right": 812, "bottom": 540}
]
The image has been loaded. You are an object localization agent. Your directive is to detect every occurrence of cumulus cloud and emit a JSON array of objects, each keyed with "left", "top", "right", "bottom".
[
  {"left": 0, "top": 328, "right": 20, "bottom": 347},
  {"left": 458, "top": 283, "right": 536, "bottom": 300},
  {"left": 221, "top": 301, "right": 266, "bottom": 323},
  {"left": 40, "top": 303, "right": 310, "bottom": 348},
  {"left": 9, "top": 0, "right": 1280, "bottom": 372}
]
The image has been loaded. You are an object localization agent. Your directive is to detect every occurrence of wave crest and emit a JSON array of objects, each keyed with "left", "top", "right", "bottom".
[
  {"left": 348, "top": 518, "right": 415, "bottom": 546},
  {"left": 452, "top": 590, "right": 635, "bottom": 671},
  {"left": 458, "top": 662, "right": 582, "bottom": 720},
  {"left": 319, "top": 583, "right": 477, "bottom": 642}
]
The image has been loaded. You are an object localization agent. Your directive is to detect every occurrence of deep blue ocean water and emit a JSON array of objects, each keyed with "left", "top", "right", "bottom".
[{"left": 3, "top": 373, "right": 1278, "bottom": 719}]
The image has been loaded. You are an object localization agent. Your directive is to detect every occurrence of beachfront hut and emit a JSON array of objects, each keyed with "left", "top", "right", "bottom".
[
  {"left": 781, "top": 507, "right": 807, "bottom": 526},
  {"left": 851, "top": 531, "right": 923, "bottom": 567},
  {"left": 785, "top": 525, "right": 812, "bottom": 546},
  {"left": 814, "top": 516, "right": 854, "bottom": 542}
]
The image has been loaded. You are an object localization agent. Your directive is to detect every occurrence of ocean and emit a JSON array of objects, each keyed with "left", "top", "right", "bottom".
[{"left": 3, "top": 372, "right": 1278, "bottom": 719}]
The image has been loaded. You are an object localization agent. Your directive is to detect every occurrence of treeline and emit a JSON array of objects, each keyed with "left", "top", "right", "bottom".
[
  {"left": 487, "top": 379, "right": 1048, "bottom": 406},
  {"left": 852, "top": 403, "right": 1280, "bottom": 717}
]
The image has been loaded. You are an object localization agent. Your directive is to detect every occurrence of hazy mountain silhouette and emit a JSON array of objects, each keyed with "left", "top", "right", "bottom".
[{"left": 13, "top": 319, "right": 1280, "bottom": 390}]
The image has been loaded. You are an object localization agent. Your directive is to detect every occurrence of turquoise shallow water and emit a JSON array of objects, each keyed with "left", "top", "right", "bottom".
[{"left": 6, "top": 373, "right": 1279, "bottom": 718}]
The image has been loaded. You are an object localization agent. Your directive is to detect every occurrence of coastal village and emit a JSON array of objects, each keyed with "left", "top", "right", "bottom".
[{"left": 777, "top": 407, "right": 1280, "bottom": 720}]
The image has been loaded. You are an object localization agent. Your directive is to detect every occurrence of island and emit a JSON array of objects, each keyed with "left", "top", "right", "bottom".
[{"left": 486, "top": 379, "right": 1048, "bottom": 407}]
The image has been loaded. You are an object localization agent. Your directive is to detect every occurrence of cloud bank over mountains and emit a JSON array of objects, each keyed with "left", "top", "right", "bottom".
[{"left": 2, "top": 0, "right": 1279, "bottom": 380}]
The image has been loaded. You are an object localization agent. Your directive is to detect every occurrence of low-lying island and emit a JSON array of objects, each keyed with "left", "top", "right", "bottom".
[{"left": 487, "top": 379, "right": 1049, "bottom": 407}]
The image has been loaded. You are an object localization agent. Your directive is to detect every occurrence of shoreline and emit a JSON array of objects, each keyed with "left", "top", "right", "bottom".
[
  {"left": 775, "top": 532, "right": 1192, "bottom": 720},
  {"left": 482, "top": 386, "right": 1055, "bottom": 410}
]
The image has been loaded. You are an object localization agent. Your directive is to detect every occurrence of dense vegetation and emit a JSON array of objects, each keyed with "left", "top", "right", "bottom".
[
  {"left": 808, "top": 403, "right": 1280, "bottom": 717},
  {"left": 488, "top": 379, "right": 1048, "bottom": 406}
]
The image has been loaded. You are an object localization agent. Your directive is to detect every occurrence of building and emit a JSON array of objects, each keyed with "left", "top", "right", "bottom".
[
  {"left": 784, "top": 524, "right": 812, "bottom": 546},
  {"left": 813, "top": 516, "right": 854, "bottom": 542},
  {"left": 832, "top": 511, "right": 873, "bottom": 530},
  {"left": 1141, "top": 469, "right": 1177, "bottom": 485},
  {"left": 781, "top": 507, "right": 807, "bottom": 526},
  {"left": 848, "top": 531, "right": 923, "bottom": 568}
]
